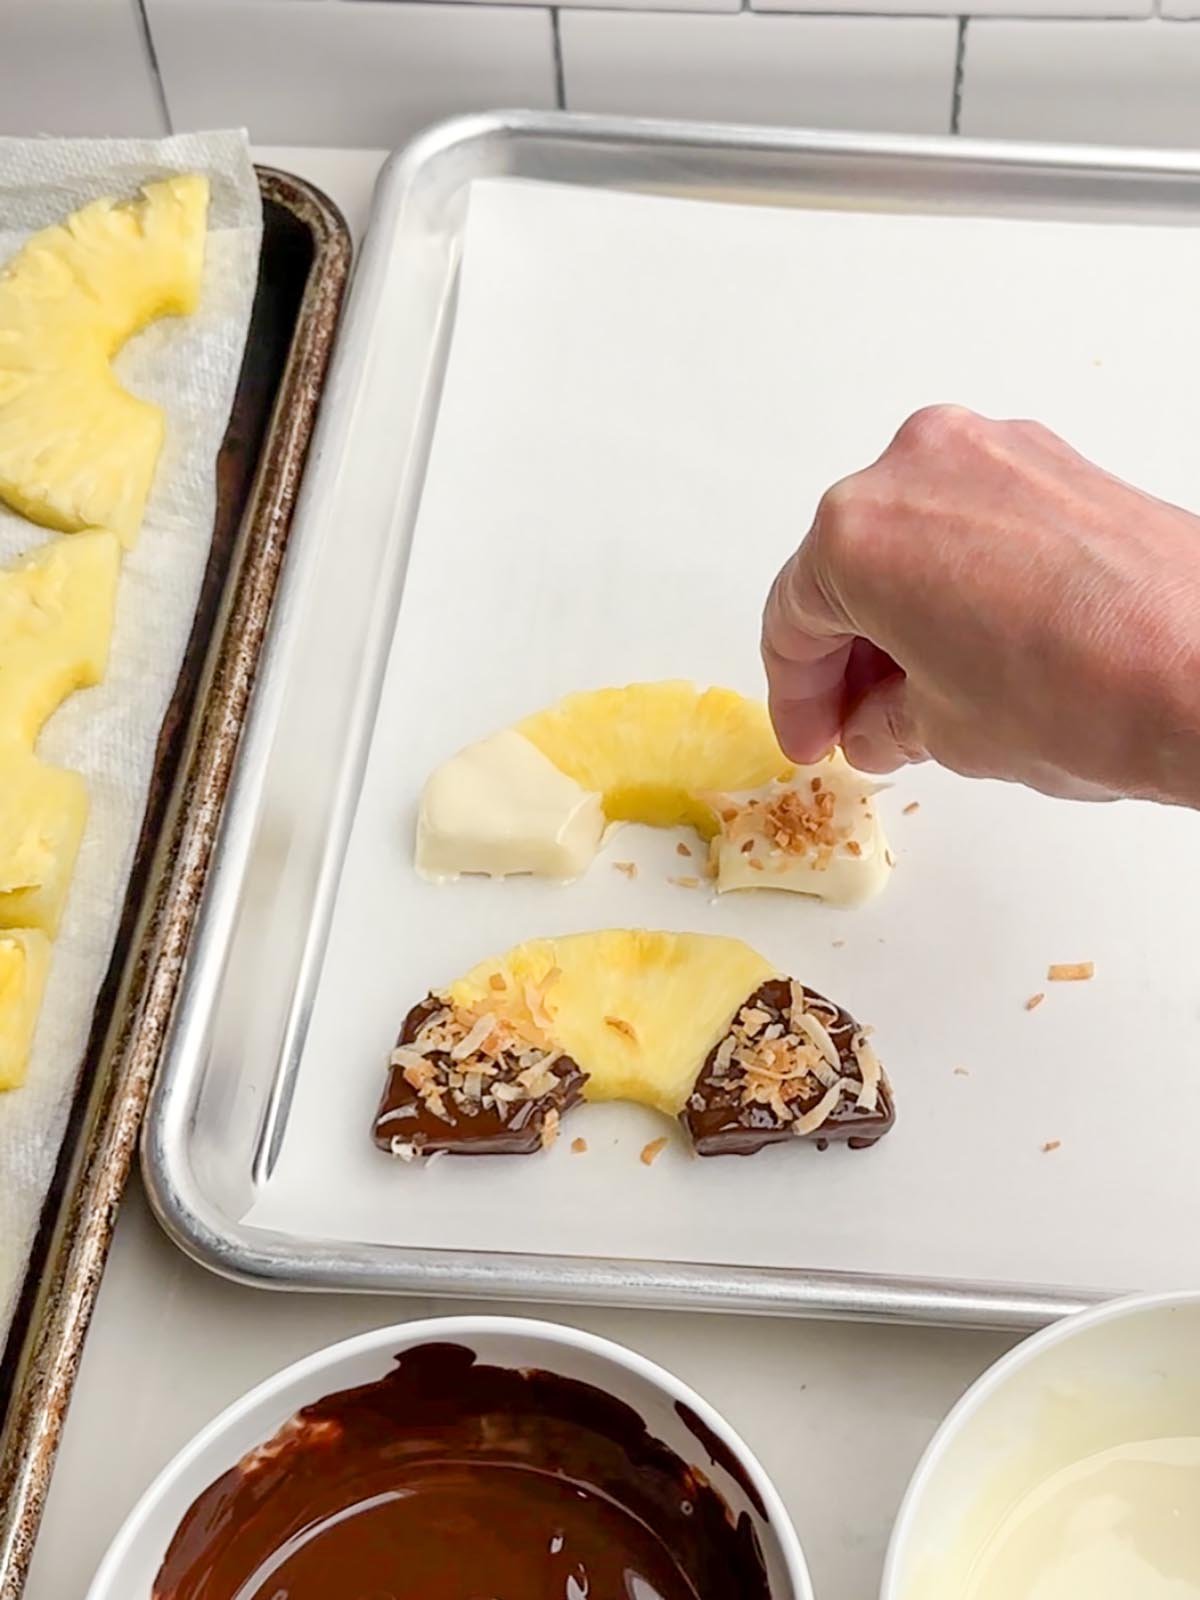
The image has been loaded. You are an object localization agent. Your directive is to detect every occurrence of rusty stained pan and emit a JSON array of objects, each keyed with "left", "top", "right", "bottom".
[{"left": 0, "top": 168, "right": 351, "bottom": 1599}]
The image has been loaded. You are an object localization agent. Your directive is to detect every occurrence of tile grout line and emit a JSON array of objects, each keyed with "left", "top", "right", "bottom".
[
  {"left": 135, "top": 0, "right": 173, "bottom": 136},
  {"left": 950, "top": 15, "right": 968, "bottom": 134},
  {"left": 551, "top": 8, "right": 567, "bottom": 111}
]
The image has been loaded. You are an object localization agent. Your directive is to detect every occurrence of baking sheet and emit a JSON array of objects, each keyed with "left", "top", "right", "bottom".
[
  {"left": 241, "top": 171, "right": 1200, "bottom": 1300},
  {"left": 0, "top": 133, "right": 262, "bottom": 1340}
]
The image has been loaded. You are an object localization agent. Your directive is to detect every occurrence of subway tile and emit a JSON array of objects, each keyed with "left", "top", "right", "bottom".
[
  {"left": 0, "top": 0, "right": 165, "bottom": 138},
  {"left": 754, "top": 0, "right": 1150, "bottom": 18},
  {"left": 146, "top": 0, "right": 556, "bottom": 148},
  {"left": 362, "top": 0, "right": 740, "bottom": 14},
  {"left": 560, "top": 12, "right": 957, "bottom": 134},
  {"left": 960, "top": 20, "right": 1200, "bottom": 146}
]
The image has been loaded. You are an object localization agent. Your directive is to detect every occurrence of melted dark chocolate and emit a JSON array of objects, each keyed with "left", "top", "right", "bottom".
[
  {"left": 373, "top": 995, "right": 587, "bottom": 1158},
  {"left": 153, "top": 1343, "right": 771, "bottom": 1600},
  {"left": 681, "top": 979, "right": 895, "bottom": 1157}
]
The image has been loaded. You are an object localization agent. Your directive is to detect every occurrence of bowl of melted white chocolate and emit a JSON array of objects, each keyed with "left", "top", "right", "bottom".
[{"left": 882, "top": 1291, "right": 1200, "bottom": 1600}]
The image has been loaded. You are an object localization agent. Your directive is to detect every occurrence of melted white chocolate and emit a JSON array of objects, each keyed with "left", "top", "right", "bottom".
[
  {"left": 965, "top": 1437, "right": 1200, "bottom": 1600},
  {"left": 710, "top": 752, "right": 892, "bottom": 906},
  {"left": 416, "top": 729, "right": 605, "bottom": 882}
]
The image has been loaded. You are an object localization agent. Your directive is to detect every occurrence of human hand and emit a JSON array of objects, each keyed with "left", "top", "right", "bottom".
[{"left": 762, "top": 405, "right": 1200, "bottom": 805}]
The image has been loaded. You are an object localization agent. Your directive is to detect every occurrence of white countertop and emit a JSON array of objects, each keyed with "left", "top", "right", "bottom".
[{"left": 23, "top": 146, "right": 1018, "bottom": 1600}]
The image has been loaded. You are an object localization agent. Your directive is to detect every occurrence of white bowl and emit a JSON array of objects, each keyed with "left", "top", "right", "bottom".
[
  {"left": 88, "top": 1314, "right": 813, "bottom": 1599},
  {"left": 881, "top": 1289, "right": 1200, "bottom": 1600}
]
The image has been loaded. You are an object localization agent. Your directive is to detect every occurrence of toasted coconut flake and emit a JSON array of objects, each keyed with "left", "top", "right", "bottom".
[
  {"left": 571, "top": 1137, "right": 588, "bottom": 1154},
  {"left": 791, "top": 1079, "right": 858, "bottom": 1136},
  {"left": 739, "top": 1006, "right": 771, "bottom": 1039},
  {"left": 376, "top": 1103, "right": 418, "bottom": 1126},
  {"left": 391, "top": 1045, "right": 433, "bottom": 1072},
  {"left": 748, "top": 858, "right": 764, "bottom": 872},
  {"left": 1025, "top": 992, "right": 1045, "bottom": 1012},
  {"left": 450, "top": 1013, "right": 496, "bottom": 1061},
  {"left": 669, "top": 875, "right": 701, "bottom": 889},
  {"left": 613, "top": 860, "right": 638, "bottom": 879},
  {"left": 541, "top": 1109, "right": 561, "bottom": 1149},
  {"left": 1048, "top": 962, "right": 1094, "bottom": 982},
  {"left": 641, "top": 1137, "right": 669, "bottom": 1166},
  {"left": 845, "top": 839, "right": 863, "bottom": 857},
  {"left": 389, "top": 1137, "right": 418, "bottom": 1162},
  {"left": 676, "top": 841, "right": 692, "bottom": 857},
  {"left": 403, "top": 1059, "right": 436, "bottom": 1092},
  {"left": 1042, "top": 1139, "right": 1062, "bottom": 1153},
  {"left": 604, "top": 1015, "right": 638, "bottom": 1044},
  {"left": 902, "top": 801, "right": 920, "bottom": 816},
  {"left": 713, "top": 1034, "right": 738, "bottom": 1076},
  {"left": 852, "top": 1031, "right": 882, "bottom": 1112},
  {"left": 414, "top": 1007, "right": 452, "bottom": 1041},
  {"left": 461, "top": 1070, "right": 485, "bottom": 1101},
  {"left": 953, "top": 1066, "right": 970, "bottom": 1077},
  {"left": 792, "top": 1009, "right": 841, "bottom": 1078},
  {"left": 488, "top": 972, "right": 506, "bottom": 991}
]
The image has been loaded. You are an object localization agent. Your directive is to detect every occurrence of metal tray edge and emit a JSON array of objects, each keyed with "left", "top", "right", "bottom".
[{"left": 0, "top": 169, "right": 352, "bottom": 1600}]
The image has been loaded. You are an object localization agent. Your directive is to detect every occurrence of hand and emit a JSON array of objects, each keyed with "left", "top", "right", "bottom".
[{"left": 762, "top": 405, "right": 1200, "bottom": 805}]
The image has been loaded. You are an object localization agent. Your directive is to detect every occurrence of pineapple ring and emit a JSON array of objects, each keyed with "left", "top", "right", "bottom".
[
  {"left": 416, "top": 681, "right": 894, "bottom": 906},
  {"left": 374, "top": 929, "right": 895, "bottom": 1160},
  {"left": 0, "top": 175, "right": 209, "bottom": 546}
]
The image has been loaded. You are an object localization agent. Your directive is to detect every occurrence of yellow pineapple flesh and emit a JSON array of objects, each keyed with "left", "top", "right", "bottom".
[
  {"left": 519, "top": 682, "right": 793, "bottom": 838},
  {"left": 0, "top": 755, "right": 88, "bottom": 936},
  {"left": 451, "top": 929, "right": 776, "bottom": 1115},
  {"left": 0, "top": 175, "right": 209, "bottom": 545},
  {"left": 0, "top": 529, "right": 121, "bottom": 747},
  {"left": 0, "top": 928, "right": 51, "bottom": 1090}
]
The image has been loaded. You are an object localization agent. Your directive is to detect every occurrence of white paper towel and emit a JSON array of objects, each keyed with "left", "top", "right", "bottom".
[{"left": 0, "top": 132, "right": 262, "bottom": 1341}]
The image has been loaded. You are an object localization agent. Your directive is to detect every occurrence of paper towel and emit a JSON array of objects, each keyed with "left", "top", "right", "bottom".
[{"left": 0, "top": 131, "right": 262, "bottom": 1342}]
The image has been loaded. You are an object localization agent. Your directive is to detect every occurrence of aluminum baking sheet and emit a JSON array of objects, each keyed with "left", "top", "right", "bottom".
[{"left": 144, "top": 113, "right": 1200, "bottom": 1330}]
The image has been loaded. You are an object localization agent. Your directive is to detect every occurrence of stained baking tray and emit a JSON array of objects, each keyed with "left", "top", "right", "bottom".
[
  {"left": 0, "top": 168, "right": 350, "bottom": 1599},
  {"left": 143, "top": 112, "right": 1200, "bottom": 1334}
]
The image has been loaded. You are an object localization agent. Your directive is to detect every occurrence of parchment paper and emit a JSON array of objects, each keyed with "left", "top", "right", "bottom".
[
  {"left": 0, "top": 132, "right": 261, "bottom": 1340},
  {"left": 248, "top": 177, "right": 1200, "bottom": 1300}
]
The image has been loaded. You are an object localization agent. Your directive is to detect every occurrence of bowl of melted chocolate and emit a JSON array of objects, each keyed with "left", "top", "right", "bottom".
[{"left": 87, "top": 1316, "right": 812, "bottom": 1600}]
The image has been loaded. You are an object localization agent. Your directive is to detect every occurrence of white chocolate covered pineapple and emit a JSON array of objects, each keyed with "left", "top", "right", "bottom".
[
  {"left": 416, "top": 682, "right": 892, "bottom": 904},
  {"left": 709, "top": 749, "right": 893, "bottom": 906}
]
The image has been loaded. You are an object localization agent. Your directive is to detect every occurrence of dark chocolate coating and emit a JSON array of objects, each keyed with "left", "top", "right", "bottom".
[
  {"left": 373, "top": 994, "right": 587, "bottom": 1158},
  {"left": 151, "top": 1342, "right": 773, "bottom": 1600},
  {"left": 681, "top": 978, "right": 894, "bottom": 1157}
]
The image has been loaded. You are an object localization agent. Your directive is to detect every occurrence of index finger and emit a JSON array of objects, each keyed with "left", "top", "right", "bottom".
[{"left": 761, "top": 538, "right": 855, "bottom": 763}]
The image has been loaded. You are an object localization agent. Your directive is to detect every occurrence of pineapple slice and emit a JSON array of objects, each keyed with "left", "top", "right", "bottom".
[
  {"left": 452, "top": 929, "right": 776, "bottom": 1115},
  {"left": 520, "top": 682, "right": 792, "bottom": 836},
  {"left": 416, "top": 682, "right": 793, "bottom": 883},
  {"left": 0, "top": 754, "right": 88, "bottom": 937},
  {"left": 0, "top": 366, "right": 163, "bottom": 543},
  {"left": 0, "top": 175, "right": 209, "bottom": 544},
  {"left": 0, "top": 928, "right": 51, "bottom": 1090},
  {"left": 0, "top": 530, "right": 121, "bottom": 748}
]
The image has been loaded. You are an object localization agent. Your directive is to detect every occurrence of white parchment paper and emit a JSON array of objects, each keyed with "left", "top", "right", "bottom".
[
  {"left": 0, "top": 133, "right": 261, "bottom": 1339},
  {"left": 248, "top": 177, "right": 1200, "bottom": 1301}
]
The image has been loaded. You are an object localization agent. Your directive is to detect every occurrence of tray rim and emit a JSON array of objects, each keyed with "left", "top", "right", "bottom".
[
  {"left": 143, "top": 109, "right": 1200, "bottom": 1337},
  {"left": 0, "top": 167, "right": 352, "bottom": 1600}
]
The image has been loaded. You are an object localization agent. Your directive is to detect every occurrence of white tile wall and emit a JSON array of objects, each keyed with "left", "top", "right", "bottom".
[
  {"left": 0, "top": 0, "right": 165, "bottom": 138},
  {"left": 1162, "top": 0, "right": 1200, "bottom": 19},
  {"left": 754, "top": 0, "right": 1149, "bottom": 17},
  {"left": 960, "top": 20, "right": 1200, "bottom": 147},
  {"left": 560, "top": 12, "right": 958, "bottom": 133},
  {"left": 146, "top": 0, "right": 556, "bottom": 147}
]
